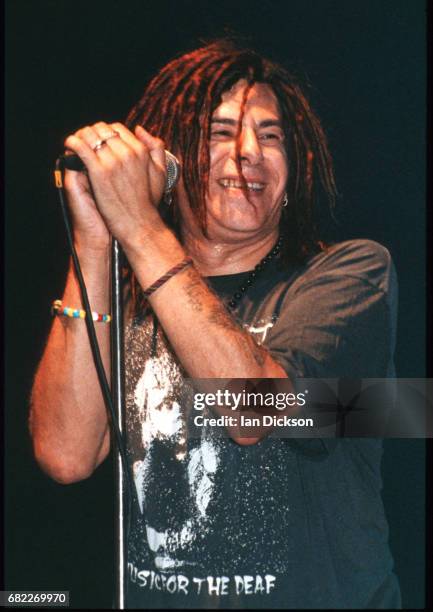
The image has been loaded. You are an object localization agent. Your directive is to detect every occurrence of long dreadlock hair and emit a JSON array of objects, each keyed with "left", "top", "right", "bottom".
[{"left": 125, "top": 39, "right": 337, "bottom": 311}]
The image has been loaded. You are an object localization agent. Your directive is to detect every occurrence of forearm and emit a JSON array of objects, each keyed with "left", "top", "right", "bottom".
[
  {"left": 153, "top": 266, "right": 283, "bottom": 377},
  {"left": 123, "top": 227, "right": 287, "bottom": 380},
  {"left": 30, "top": 248, "right": 111, "bottom": 483}
]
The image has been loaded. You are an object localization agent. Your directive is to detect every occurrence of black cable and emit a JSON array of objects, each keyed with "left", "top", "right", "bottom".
[{"left": 54, "top": 158, "right": 138, "bottom": 519}]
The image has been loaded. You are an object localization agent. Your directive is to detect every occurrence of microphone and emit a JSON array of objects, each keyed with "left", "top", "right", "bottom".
[{"left": 60, "top": 149, "right": 181, "bottom": 192}]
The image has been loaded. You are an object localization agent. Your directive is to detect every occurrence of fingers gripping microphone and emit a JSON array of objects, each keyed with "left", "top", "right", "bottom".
[{"left": 60, "top": 149, "right": 181, "bottom": 192}]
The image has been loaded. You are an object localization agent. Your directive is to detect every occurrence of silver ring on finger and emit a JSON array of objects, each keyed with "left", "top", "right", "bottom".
[
  {"left": 92, "top": 130, "right": 120, "bottom": 152},
  {"left": 92, "top": 139, "right": 105, "bottom": 152},
  {"left": 102, "top": 129, "right": 120, "bottom": 144}
]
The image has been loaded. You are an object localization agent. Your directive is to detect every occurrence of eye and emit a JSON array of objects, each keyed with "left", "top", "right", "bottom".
[
  {"left": 260, "top": 132, "right": 283, "bottom": 142},
  {"left": 211, "top": 129, "right": 235, "bottom": 138}
]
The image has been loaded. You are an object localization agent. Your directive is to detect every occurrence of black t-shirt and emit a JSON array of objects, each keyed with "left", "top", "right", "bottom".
[{"left": 124, "top": 239, "right": 401, "bottom": 609}]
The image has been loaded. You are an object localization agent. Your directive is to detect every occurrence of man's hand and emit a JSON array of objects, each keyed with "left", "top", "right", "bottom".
[
  {"left": 63, "top": 122, "right": 167, "bottom": 249},
  {"left": 63, "top": 153, "right": 110, "bottom": 254}
]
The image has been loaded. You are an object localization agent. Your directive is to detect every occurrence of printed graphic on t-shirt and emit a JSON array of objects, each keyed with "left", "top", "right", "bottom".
[
  {"left": 131, "top": 352, "right": 220, "bottom": 571},
  {"left": 243, "top": 315, "right": 277, "bottom": 344},
  {"left": 124, "top": 316, "right": 292, "bottom": 602}
]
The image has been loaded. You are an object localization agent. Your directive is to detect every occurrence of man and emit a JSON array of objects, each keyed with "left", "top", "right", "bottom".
[{"left": 30, "top": 41, "right": 401, "bottom": 608}]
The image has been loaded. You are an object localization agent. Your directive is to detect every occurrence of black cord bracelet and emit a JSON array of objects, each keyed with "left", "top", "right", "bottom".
[{"left": 142, "top": 257, "right": 193, "bottom": 298}]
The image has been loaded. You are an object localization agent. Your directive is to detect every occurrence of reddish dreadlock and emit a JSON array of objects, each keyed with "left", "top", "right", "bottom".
[{"left": 125, "top": 39, "right": 337, "bottom": 311}]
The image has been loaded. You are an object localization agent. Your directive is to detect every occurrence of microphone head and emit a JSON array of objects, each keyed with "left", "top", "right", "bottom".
[{"left": 164, "top": 150, "right": 181, "bottom": 192}]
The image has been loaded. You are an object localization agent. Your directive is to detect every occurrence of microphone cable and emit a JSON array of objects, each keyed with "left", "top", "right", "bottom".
[{"left": 54, "top": 156, "right": 138, "bottom": 537}]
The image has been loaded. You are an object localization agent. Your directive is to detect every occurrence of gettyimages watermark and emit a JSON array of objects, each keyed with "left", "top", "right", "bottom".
[{"left": 177, "top": 378, "right": 433, "bottom": 438}]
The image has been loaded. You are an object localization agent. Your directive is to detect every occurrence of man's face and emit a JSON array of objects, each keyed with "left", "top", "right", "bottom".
[{"left": 178, "top": 79, "right": 289, "bottom": 243}]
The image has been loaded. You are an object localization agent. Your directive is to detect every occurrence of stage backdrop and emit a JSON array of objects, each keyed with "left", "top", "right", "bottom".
[{"left": 5, "top": 0, "right": 426, "bottom": 608}]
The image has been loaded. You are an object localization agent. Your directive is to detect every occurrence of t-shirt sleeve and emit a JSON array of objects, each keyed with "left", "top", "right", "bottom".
[{"left": 265, "top": 239, "right": 398, "bottom": 379}]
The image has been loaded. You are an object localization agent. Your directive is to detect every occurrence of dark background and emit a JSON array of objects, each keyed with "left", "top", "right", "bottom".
[{"left": 5, "top": 0, "right": 427, "bottom": 608}]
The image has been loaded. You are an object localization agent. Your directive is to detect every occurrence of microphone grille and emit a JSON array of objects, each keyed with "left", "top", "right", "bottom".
[{"left": 164, "top": 150, "right": 181, "bottom": 192}]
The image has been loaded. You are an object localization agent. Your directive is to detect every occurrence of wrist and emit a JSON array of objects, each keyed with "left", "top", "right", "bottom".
[
  {"left": 66, "top": 249, "right": 110, "bottom": 309},
  {"left": 121, "top": 227, "right": 189, "bottom": 294},
  {"left": 73, "top": 241, "right": 110, "bottom": 265},
  {"left": 121, "top": 223, "right": 183, "bottom": 263},
  {"left": 74, "top": 231, "right": 111, "bottom": 257}
]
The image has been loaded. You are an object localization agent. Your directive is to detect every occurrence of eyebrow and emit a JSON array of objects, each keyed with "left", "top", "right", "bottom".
[{"left": 211, "top": 117, "right": 283, "bottom": 128}]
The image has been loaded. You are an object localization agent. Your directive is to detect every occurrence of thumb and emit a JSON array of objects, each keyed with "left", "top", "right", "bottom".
[
  {"left": 134, "top": 125, "right": 166, "bottom": 170},
  {"left": 64, "top": 166, "right": 92, "bottom": 197}
]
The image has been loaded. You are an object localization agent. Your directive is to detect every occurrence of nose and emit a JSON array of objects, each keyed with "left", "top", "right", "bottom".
[{"left": 237, "top": 127, "right": 263, "bottom": 165}]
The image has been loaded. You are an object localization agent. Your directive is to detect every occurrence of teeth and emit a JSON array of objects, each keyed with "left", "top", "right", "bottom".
[{"left": 219, "top": 179, "right": 265, "bottom": 191}]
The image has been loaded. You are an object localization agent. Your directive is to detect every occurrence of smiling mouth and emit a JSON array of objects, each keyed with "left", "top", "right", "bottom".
[{"left": 218, "top": 178, "right": 266, "bottom": 192}]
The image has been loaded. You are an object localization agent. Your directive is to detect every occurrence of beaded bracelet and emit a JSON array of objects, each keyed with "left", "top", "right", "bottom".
[
  {"left": 142, "top": 257, "right": 193, "bottom": 298},
  {"left": 51, "top": 299, "right": 111, "bottom": 322}
]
